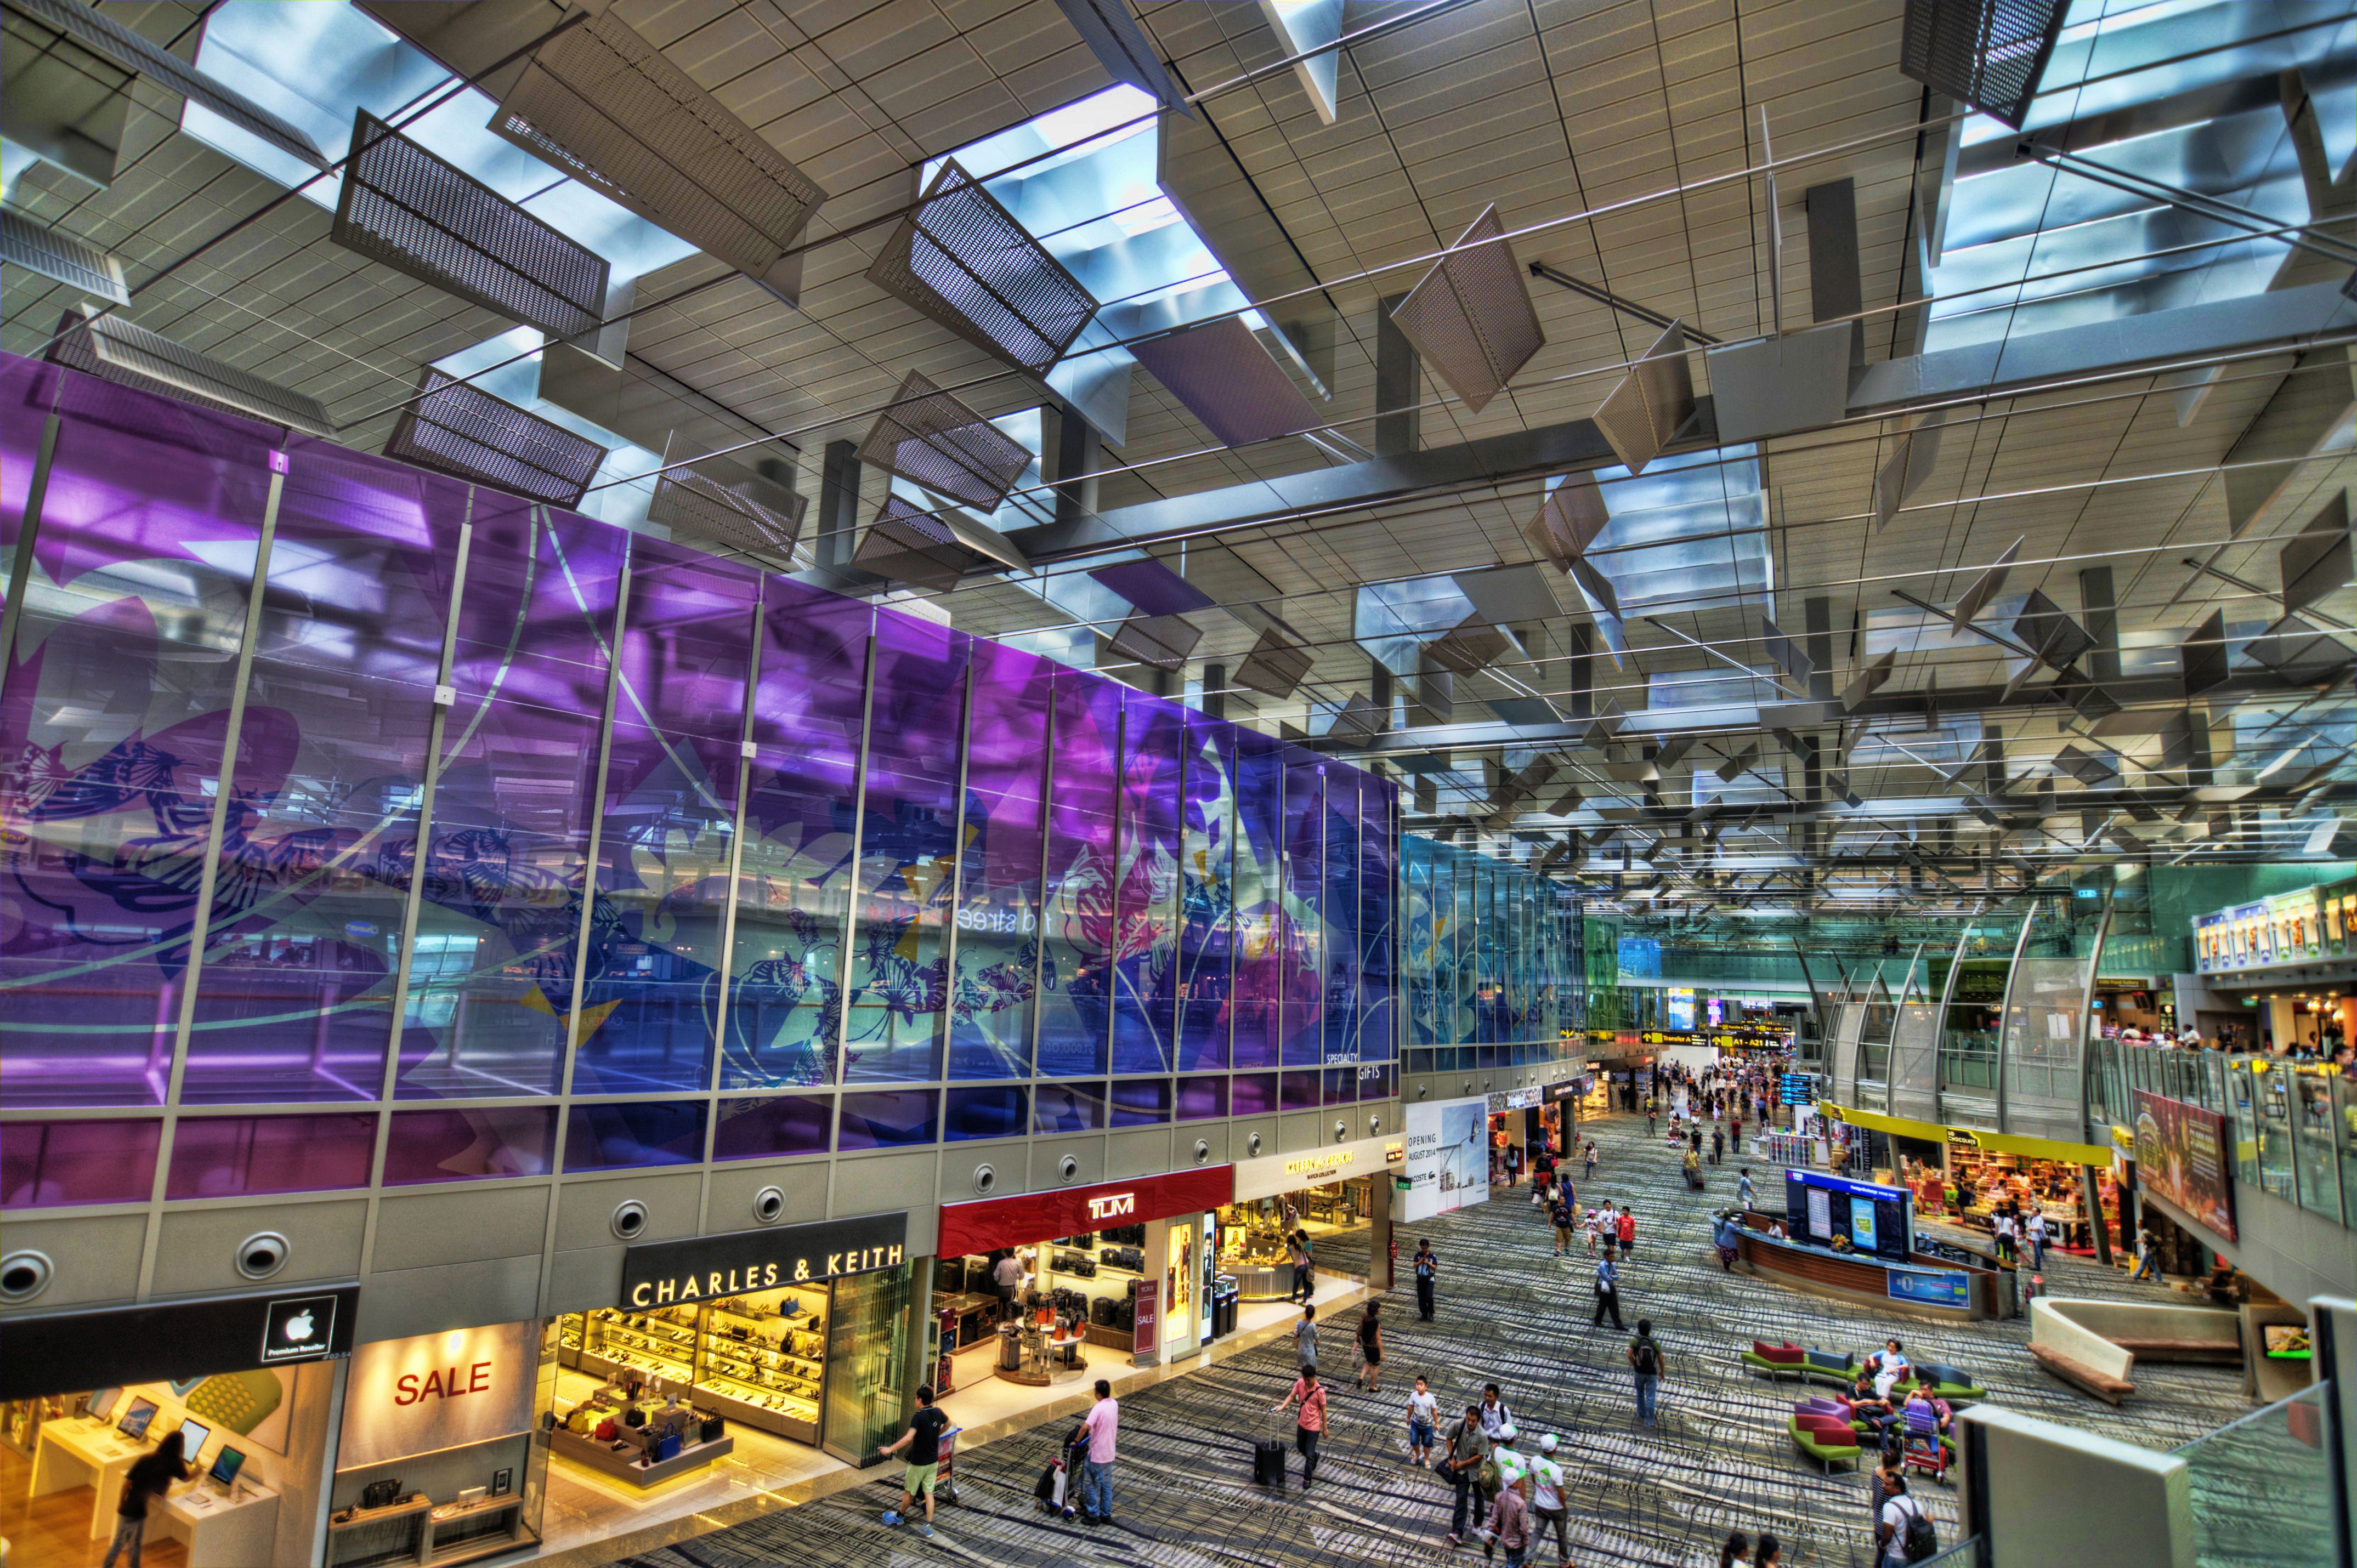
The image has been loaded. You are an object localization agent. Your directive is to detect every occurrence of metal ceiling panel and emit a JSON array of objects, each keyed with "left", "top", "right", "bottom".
[
  {"left": 1108, "top": 612, "right": 1203, "bottom": 671},
  {"left": 0, "top": 208, "right": 127, "bottom": 304},
  {"left": 857, "top": 370, "right": 1033, "bottom": 513},
  {"left": 649, "top": 467, "right": 806, "bottom": 560},
  {"left": 1760, "top": 615, "right": 1814, "bottom": 685},
  {"left": 1235, "top": 628, "right": 1313, "bottom": 698},
  {"left": 1389, "top": 204, "right": 1544, "bottom": 415},
  {"left": 1454, "top": 564, "right": 1561, "bottom": 626},
  {"left": 494, "top": 8, "right": 825, "bottom": 298},
  {"left": 1129, "top": 316, "right": 1319, "bottom": 448},
  {"left": 1523, "top": 473, "right": 1608, "bottom": 571},
  {"left": 334, "top": 110, "right": 608, "bottom": 339},
  {"left": 1593, "top": 321, "right": 1693, "bottom": 475},
  {"left": 854, "top": 495, "right": 976, "bottom": 593},
  {"left": 47, "top": 304, "right": 332, "bottom": 437},
  {"left": 2010, "top": 588, "right": 2095, "bottom": 671},
  {"left": 2280, "top": 491, "right": 2350, "bottom": 618},
  {"left": 2180, "top": 610, "right": 2230, "bottom": 697},
  {"left": 1841, "top": 650, "right": 1897, "bottom": 711},
  {"left": 1089, "top": 556, "right": 1216, "bottom": 617},
  {"left": 1705, "top": 322, "right": 1855, "bottom": 442},
  {"left": 1951, "top": 536, "right": 2024, "bottom": 629},
  {"left": 1899, "top": 0, "right": 2065, "bottom": 130},
  {"left": 1052, "top": 0, "right": 1189, "bottom": 114},
  {"left": 866, "top": 161, "right": 1097, "bottom": 377},
  {"left": 1425, "top": 615, "right": 1511, "bottom": 677},
  {"left": 384, "top": 369, "right": 605, "bottom": 505},
  {"left": 4, "top": 0, "right": 327, "bottom": 171}
]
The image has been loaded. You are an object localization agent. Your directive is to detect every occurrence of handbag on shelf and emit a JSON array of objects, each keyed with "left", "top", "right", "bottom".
[
  {"left": 593, "top": 1418, "right": 617, "bottom": 1441},
  {"left": 653, "top": 1432, "right": 683, "bottom": 1463}
]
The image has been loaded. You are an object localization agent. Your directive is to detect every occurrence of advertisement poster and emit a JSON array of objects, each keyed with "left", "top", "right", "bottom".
[
  {"left": 1131, "top": 1279, "right": 1158, "bottom": 1355},
  {"left": 1805, "top": 1185, "right": 1832, "bottom": 1240},
  {"left": 1887, "top": 1268, "right": 1970, "bottom": 1309},
  {"left": 336, "top": 1321, "right": 539, "bottom": 1472},
  {"left": 2133, "top": 1090, "right": 2238, "bottom": 1242},
  {"left": 1401, "top": 1097, "right": 1491, "bottom": 1222},
  {"left": 1850, "top": 1195, "right": 1878, "bottom": 1251}
]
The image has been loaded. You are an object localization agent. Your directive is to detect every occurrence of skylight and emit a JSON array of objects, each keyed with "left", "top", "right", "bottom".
[{"left": 188, "top": 1, "right": 696, "bottom": 283}]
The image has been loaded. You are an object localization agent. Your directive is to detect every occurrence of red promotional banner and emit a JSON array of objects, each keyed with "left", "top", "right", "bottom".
[
  {"left": 2132, "top": 1090, "right": 2238, "bottom": 1242},
  {"left": 937, "top": 1166, "right": 1232, "bottom": 1257},
  {"left": 1132, "top": 1279, "right": 1159, "bottom": 1355}
]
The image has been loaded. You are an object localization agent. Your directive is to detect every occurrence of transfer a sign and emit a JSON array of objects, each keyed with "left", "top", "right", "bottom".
[{"left": 621, "top": 1211, "right": 908, "bottom": 1308}]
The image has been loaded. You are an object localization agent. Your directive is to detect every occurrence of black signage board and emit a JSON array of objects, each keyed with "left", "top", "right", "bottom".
[
  {"left": 0, "top": 1283, "right": 359, "bottom": 1401},
  {"left": 620, "top": 1211, "right": 909, "bottom": 1309}
]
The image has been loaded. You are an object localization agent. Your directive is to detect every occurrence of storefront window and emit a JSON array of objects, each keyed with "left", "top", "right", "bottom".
[{"left": 823, "top": 1264, "right": 913, "bottom": 1463}]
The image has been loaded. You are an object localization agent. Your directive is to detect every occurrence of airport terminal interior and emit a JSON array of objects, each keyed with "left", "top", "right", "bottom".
[{"left": 0, "top": 0, "right": 2352, "bottom": 1565}]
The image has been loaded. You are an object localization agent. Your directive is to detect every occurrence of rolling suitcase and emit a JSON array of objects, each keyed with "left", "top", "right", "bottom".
[
  {"left": 1253, "top": 1414, "right": 1287, "bottom": 1491},
  {"left": 1091, "top": 1295, "right": 1117, "bottom": 1327}
]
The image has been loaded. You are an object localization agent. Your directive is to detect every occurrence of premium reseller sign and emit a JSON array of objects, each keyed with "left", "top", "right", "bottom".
[{"left": 621, "top": 1211, "right": 909, "bottom": 1308}]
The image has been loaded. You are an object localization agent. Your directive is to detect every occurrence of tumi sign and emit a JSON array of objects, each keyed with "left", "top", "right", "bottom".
[
  {"left": 938, "top": 1166, "right": 1232, "bottom": 1257},
  {"left": 620, "top": 1211, "right": 908, "bottom": 1308}
]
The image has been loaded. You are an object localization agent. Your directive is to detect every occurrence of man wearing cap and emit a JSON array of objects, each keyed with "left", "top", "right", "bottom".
[
  {"left": 1477, "top": 1425, "right": 1532, "bottom": 1566},
  {"left": 1528, "top": 1434, "right": 1570, "bottom": 1568}
]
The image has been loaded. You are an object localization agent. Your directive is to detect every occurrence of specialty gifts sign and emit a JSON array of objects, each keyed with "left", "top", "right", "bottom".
[{"left": 2133, "top": 1090, "right": 2238, "bottom": 1242}]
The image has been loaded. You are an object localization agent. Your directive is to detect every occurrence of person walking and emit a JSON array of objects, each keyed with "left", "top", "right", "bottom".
[
  {"left": 1592, "top": 1253, "right": 1625, "bottom": 1329},
  {"left": 1067, "top": 1378, "right": 1118, "bottom": 1525},
  {"left": 1477, "top": 1383, "right": 1515, "bottom": 1441},
  {"left": 1617, "top": 1207, "right": 1638, "bottom": 1262},
  {"left": 2131, "top": 1225, "right": 2160, "bottom": 1281},
  {"left": 1718, "top": 1533, "right": 1753, "bottom": 1568},
  {"left": 1273, "top": 1365, "right": 1330, "bottom": 1494},
  {"left": 1292, "top": 1302, "right": 1318, "bottom": 1374},
  {"left": 1442, "top": 1403, "right": 1493, "bottom": 1546},
  {"left": 1755, "top": 1533, "right": 1783, "bottom": 1566},
  {"left": 878, "top": 1384, "right": 952, "bottom": 1538},
  {"left": 1738, "top": 1167, "right": 1755, "bottom": 1209},
  {"left": 1584, "top": 1141, "right": 1598, "bottom": 1179},
  {"left": 1405, "top": 1374, "right": 1440, "bottom": 1468},
  {"left": 1286, "top": 1230, "right": 1309, "bottom": 1303},
  {"left": 1477, "top": 1440, "right": 1532, "bottom": 1567},
  {"left": 1711, "top": 1124, "right": 1725, "bottom": 1165},
  {"left": 103, "top": 1429, "right": 194, "bottom": 1568},
  {"left": 991, "top": 1249, "right": 1025, "bottom": 1314},
  {"left": 1876, "top": 1473, "right": 1934, "bottom": 1566},
  {"left": 2026, "top": 1209, "right": 2049, "bottom": 1273},
  {"left": 1549, "top": 1189, "right": 1576, "bottom": 1257},
  {"left": 1356, "top": 1301, "right": 1385, "bottom": 1392},
  {"left": 1529, "top": 1433, "right": 1571, "bottom": 1568},
  {"left": 1414, "top": 1239, "right": 1439, "bottom": 1320},
  {"left": 1627, "top": 1319, "right": 1665, "bottom": 1427}
]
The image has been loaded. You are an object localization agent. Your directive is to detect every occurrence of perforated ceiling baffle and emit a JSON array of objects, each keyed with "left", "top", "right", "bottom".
[
  {"left": 3, "top": 0, "right": 327, "bottom": 174},
  {"left": 1425, "top": 615, "right": 1512, "bottom": 678},
  {"left": 1897, "top": 0, "right": 2065, "bottom": 130},
  {"left": 384, "top": 369, "right": 607, "bottom": 507},
  {"left": 1839, "top": 650, "right": 1897, "bottom": 711},
  {"left": 856, "top": 370, "right": 1034, "bottom": 513},
  {"left": 2280, "top": 491, "right": 2350, "bottom": 620},
  {"left": 852, "top": 494, "right": 1033, "bottom": 594},
  {"left": 334, "top": 110, "right": 608, "bottom": 340},
  {"left": 493, "top": 8, "right": 825, "bottom": 302},
  {"left": 1873, "top": 411, "right": 1946, "bottom": 529},
  {"left": 1388, "top": 204, "right": 1545, "bottom": 415},
  {"left": 1051, "top": 0, "right": 1190, "bottom": 115},
  {"left": 1523, "top": 473, "right": 1609, "bottom": 572},
  {"left": 0, "top": 209, "right": 127, "bottom": 304},
  {"left": 1129, "top": 315, "right": 1321, "bottom": 448},
  {"left": 47, "top": 304, "right": 332, "bottom": 438},
  {"left": 649, "top": 468, "right": 807, "bottom": 560},
  {"left": 1109, "top": 612, "right": 1203, "bottom": 672},
  {"left": 1951, "top": 536, "right": 2025, "bottom": 629},
  {"left": 1235, "top": 628, "right": 1313, "bottom": 699},
  {"left": 866, "top": 161, "right": 1097, "bottom": 377},
  {"left": 1593, "top": 320, "right": 1694, "bottom": 475},
  {"left": 1089, "top": 556, "right": 1216, "bottom": 617}
]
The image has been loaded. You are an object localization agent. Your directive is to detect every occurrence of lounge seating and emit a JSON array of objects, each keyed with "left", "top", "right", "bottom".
[
  {"left": 1787, "top": 1413, "right": 1862, "bottom": 1473},
  {"left": 1905, "top": 1361, "right": 1987, "bottom": 1404},
  {"left": 1742, "top": 1339, "right": 1807, "bottom": 1379},
  {"left": 1799, "top": 1348, "right": 1861, "bottom": 1387},
  {"left": 2030, "top": 1341, "right": 2136, "bottom": 1404}
]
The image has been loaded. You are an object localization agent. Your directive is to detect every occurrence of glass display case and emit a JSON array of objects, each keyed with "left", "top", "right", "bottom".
[{"left": 559, "top": 1282, "right": 829, "bottom": 1442}]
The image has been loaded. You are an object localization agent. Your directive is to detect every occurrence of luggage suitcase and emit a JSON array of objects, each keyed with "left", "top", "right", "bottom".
[
  {"left": 1253, "top": 1415, "right": 1287, "bottom": 1490},
  {"left": 1091, "top": 1296, "right": 1117, "bottom": 1327},
  {"left": 1115, "top": 1298, "right": 1135, "bottom": 1332}
]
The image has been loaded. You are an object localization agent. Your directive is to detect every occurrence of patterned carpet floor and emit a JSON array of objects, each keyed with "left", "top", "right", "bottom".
[{"left": 604, "top": 1113, "right": 2252, "bottom": 1568}]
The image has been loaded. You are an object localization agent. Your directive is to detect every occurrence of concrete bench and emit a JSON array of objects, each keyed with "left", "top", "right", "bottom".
[{"left": 2030, "top": 1342, "right": 2137, "bottom": 1404}]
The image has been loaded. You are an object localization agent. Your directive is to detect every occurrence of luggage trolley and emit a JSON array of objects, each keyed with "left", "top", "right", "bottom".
[{"left": 934, "top": 1425, "right": 964, "bottom": 1506}]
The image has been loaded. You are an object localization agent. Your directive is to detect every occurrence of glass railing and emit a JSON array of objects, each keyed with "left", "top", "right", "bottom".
[
  {"left": 2089, "top": 1040, "right": 2357, "bottom": 1230},
  {"left": 2178, "top": 1384, "right": 2338, "bottom": 1568},
  {"left": 1915, "top": 1538, "right": 1986, "bottom": 1568}
]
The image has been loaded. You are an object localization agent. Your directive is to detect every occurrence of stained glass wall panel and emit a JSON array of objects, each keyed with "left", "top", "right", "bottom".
[
  {"left": 1322, "top": 772, "right": 1361, "bottom": 1064},
  {"left": 1175, "top": 715, "right": 1233, "bottom": 1072},
  {"left": 1229, "top": 728, "right": 1284, "bottom": 1070},
  {"left": 1277, "top": 748, "right": 1324, "bottom": 1065},
  {"left": 946, "top": 640, "right": 1050, "bottom": 1078},
  {"left": 1034, "top": 667, "right": 1120, "bottom": 1077},
  {"left": 1111, "top": 690, "right": 1182, "bottom": 1075}
]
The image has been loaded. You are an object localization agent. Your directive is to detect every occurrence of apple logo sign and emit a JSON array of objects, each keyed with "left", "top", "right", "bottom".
[
  {"left": 283, "top": 1310, "right": 314, "bottom": 1343},
  {"left": 262, "top": 1296, "right": 337, "bottom": 1363}
]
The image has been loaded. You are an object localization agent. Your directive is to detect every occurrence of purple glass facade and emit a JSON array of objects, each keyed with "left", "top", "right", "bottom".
[{"left": 0, "top": 354, "right": 1395, "bottom": 1190}]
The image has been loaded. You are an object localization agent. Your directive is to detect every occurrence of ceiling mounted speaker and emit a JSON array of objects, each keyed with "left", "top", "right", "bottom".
[
  {"left": 857, "top": 370, "right": 1034, "bottom": 513},
  {"left": 333, "top": 110, "right": 608, "bottom": 339},
  {"left": 1131, "top": 315, "right": 1321, "bottom": 447},
  {"left": 5, "top": 0, "right": 327, "bottom": 173},
  {"left": 1389, "top": 203, "right": 1545, "bottom": 414},
  {"left": 648, "top": 468, "right": 806, "bottom": 560},
  {"left": 1593, "top": 321, "right": 1693, "bottom": 474},
  {"left": 47, "top": 304, "right": 332, "bottom": 437},
  {"left": 751, "top": 1185, "right": 786, "bottom": 1224},
  {"left": 1109, "top": 612, "right": 1203, "bottom": 671},
  {"left": 1052, "top": 0, "right": 1191, "bottom": 114},
  {"left": 1236, "top": 628, "right": 1312, "bottom": 698},
  {"left": 609, "top": 1201, "right": 648, "bottom": 1241},
  {"left": 1898, "top": 0, "right": 2065, "bottom": 130},
  {"left": 494, "top": 8, "right": 826, "bottom": 300},
  {"left": 0, "top": 209, "right": 127, "bottom": 304},
  {"left": 867, "top": 161, "right": 1097, "bottom": 376},
  {"left": 384, "top": 369, "right": 608, "bottom": 506}
]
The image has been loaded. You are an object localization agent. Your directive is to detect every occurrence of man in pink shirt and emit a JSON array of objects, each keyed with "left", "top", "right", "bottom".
[{"left": 1076, "top": 1378, "right": 1118, "bottom": 1525}]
